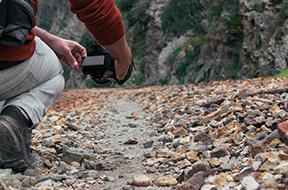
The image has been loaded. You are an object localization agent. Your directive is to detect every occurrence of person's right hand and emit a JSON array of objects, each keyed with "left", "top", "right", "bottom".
[
  {"left": 50, "top": 38, "right": 87, "bottom": 70},
  {"left": 114, "top": 58, "right": 131, "bottom": 80},
  {"left": 104, "top": 36, "right": 132, "bottom": 80}
]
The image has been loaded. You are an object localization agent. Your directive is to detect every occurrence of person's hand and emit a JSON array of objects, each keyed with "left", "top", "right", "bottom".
[
  {"left": 50, "top": 38, "right": 87, "bottom": 70},
  {"left": 103, "top": 36, "right": 132, "bottom": 81}
]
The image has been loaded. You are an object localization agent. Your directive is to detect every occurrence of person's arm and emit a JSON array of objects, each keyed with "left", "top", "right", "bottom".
[
  {"left": 70, "top": 0, "right": 132, "bottom": 80},
  {"left": 104, "top": 35, "right": 132, "bottom": 81},
  {"left": 34, "top": 27, "right": 87, "bottom": 70}
]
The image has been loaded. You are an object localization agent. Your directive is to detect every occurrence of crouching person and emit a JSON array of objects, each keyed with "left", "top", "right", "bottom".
[{"left": 0, "top": 0, "right": 132, "bottom": 172}]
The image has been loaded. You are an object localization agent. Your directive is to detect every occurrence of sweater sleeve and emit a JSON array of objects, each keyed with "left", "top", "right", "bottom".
[{"left": 69, "top": 0, "right": 125, "bottom": 45}]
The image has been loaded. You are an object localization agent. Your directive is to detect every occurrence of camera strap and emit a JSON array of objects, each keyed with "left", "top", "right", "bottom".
[{"left": 114, "top": 61, "right": 136, "bottom": 85}]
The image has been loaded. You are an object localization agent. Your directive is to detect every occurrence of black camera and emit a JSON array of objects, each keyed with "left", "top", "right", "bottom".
[{"left": 82, "top": 44, "right": 134, "bottom": 85}]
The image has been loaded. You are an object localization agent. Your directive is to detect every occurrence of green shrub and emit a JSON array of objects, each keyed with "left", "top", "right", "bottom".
[
  {"left": 252, "top": 3, "right": 266, "bottom": 13},
  {"left": 175, "top": 36, "right": 206, "bottom": 81},
  {"left": 274, "top": 28, "right": 284, "bottom": 45},
  {"left": 161, "top": 0, "right": 203, "bottom": 36},
  {"left": 278, "top": 3, "right": 288, "bottom": 25},
  {"left": 274, "top": 70, "right": 288, "bottom": 78},
  {"left": 159, "top": 76, "right": 171, "bottom": 86},
  {"left": 226, "top": 61, "right": 241, "bottom": 79}
]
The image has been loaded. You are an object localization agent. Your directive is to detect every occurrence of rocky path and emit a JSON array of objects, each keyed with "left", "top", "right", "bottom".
[
  {"left": 0, "top": 77, "right": 288, "bottom": 190},
  {"left": 90, "top": 96, "right": 169, "bottom": 190}
]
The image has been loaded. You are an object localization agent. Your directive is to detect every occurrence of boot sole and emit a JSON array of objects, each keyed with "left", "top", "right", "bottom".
[{"left": 0, "top": 116, "right": 31, "bottom": 172}]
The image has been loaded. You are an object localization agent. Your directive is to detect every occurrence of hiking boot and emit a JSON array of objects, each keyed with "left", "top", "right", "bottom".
[{"left": 0, "top": 115, "right": 32, "bottom": 172}]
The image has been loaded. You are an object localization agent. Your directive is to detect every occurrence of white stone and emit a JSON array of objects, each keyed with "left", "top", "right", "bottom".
[{"left": 241, "top": 176, "right": 260, "bottom": 190}]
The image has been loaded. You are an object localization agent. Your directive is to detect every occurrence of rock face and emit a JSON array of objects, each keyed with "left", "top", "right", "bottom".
[
  {"left": 38, "top": 0, "right": 288, "bottom": 85},
  {"left": 121, "top": 0, "right": 288, "bottom": 84},
  {"left": 240, "top": 0, "right": 288, "bottom": 77},
  {"left": 145, "top": 0, "right": 170, "bottom": 82},
  {"left": 39, "top": 0, "right": 288, "bottom": 85}
]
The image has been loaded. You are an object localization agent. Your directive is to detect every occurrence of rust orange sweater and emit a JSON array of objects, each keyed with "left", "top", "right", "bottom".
[{"left": 0, "top": 0, "right": 125, "bottom": 62}]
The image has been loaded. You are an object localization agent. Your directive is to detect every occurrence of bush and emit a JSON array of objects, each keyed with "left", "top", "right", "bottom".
[
  {"left": 275, "top": 69, "right": 288, "bottom": 78},
  {"left": 175, "top": 36, "right": 206, "bottom": 81},
  {"left": 161, "top": 0, "right": 203, "bottom": 37}
]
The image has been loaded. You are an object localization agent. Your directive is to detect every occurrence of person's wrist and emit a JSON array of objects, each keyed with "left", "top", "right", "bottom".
[
  {"left": 115, "top": 47, "right": 132, "bottom": 65},
  {"left": 48, "top": 35, "right": 61, "bottom": 47}
]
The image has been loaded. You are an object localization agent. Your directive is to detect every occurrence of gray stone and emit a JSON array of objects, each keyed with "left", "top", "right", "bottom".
[
  {"left": 23, "top": 169, "right": 38, "bottom": 177},
  {"left": 210, "top": 146, "right": 230, "bottom": 158},
  {"left": 0, "top": 169, "right": 22, "bottom": 187},
  {"left": 185, "top": 160, "right": 210, "bottom": 180},
  {"left": 122, "top": 185, "right": 136, "bottom": 190},
  {"left": 36, "top": 179, "right": 54, "bottom": 188},
  {"left": 62, "top": 148, "right": 84, "bottom": 164},
  {"left": 158, "top": 134, "right": 174, "bottom": 144},
  {"left": 143, "top": 140, "right": 154, "bottom": 148},
  {"left": 128, "top": 123, "right": 138, "bottom": 128},
  {"left": 275, "top": 110, "right": 287, "bottom": 118},
  {"left": 233, "top": 167, "right": 254, "bottom": 181}
]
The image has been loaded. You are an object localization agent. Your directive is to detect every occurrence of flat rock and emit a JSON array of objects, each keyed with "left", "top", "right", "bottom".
[
  {"left": 274, "top": 162, "right": 288, "bottom": 175},
  {"left": 0, "top": 180, "right": 9, "bottom": 190},
  {"left": 154, "top": 176, "right": 178, "bottom": 187},
  {"left": 233, "top": 167, "right": 254, "bottom": 181},
  {"left": 185, "top": 160, "right": 210, "bottom": 180},
  {"left": 62, "top": 148, "right": 84, "bottom": 164},
  {"left": 177, "top": 171, "right": 205, "bottom": 190},
  {"left": 241, "top": 176, "right": 260, "bottom": 190},
  {"left": 278, "top": 121, "right": 288, "bottom": 144},
  {"left": 128, "top": 175, "right": 151, "bottom": 187},
  {"left": 194, "top": 132, "right": 213, "bottom": 144},
  {"left": 186, "top": 151, "right": 198, "bottom": 163},
  {"left": 210, "top": 145, "right": 230, "bottom": 158},
  {"left": 143, "top": 140, "right": 154, "bottom": 148}
]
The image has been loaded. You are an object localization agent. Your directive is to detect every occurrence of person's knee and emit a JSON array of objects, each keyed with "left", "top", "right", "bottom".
[
  {"left": 57, "top": 73, "right": 65, "bottom": 93},
  {"left": 54, "top": 74, "right": 65, "bottom": 95}
]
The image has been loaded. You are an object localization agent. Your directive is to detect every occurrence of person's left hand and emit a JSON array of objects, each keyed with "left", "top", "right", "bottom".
[{"left": 50, "top": 38, "right": 87, "bottom": 70}]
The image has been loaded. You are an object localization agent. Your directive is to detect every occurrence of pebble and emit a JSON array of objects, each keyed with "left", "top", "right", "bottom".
[
  {"left": 233, "top": 167, "right": 254, "bottom": 181},
  {"left": 62, "top": 148, "right": 84, "bottom": 164},
  {"left": 210, "top": 146, "right": 230, "bottom": 158},
  {"left": 23, "top": 169, "right": 38, "bottom": 177},
  {"left": 64, "top": 178, "right": 76, "bottom": 186},
  {"left": 36, "top": 179, "right": 54, "bottom": 189},
  {"left": 128, "top": 175, "right": 151, "bottom": 187},
  {"left": 143, "top": 140, "right": 154, "bottom": 148},
  {"left": 122, "top": 185, "right": 136, "bottom": 190},
  {"left": 21, "top": 177, "right": 36, "bottom": 187},
  {"left": 278, "top": 121, "right": 288, "bottom": 144},
  {"left": 274, "top": 162, "right": 288, "bottom": 175},
  {"left": 177, "top": 171, "right": 206, "bottom": 190},
  {"left": 154, "top": 176, "right": 178, "bottom": 186},
  {"left": 241, "top": 176, "right": 260, "bottom": 190},
  {"left": 0, "top": 180, "right": 9, "bottom": 190},
  {"left": 185, "top": 161, "right": 210, "bottom": 180},
  {"left": 186, "top": 151, "right": 198, "bottom": 163}
]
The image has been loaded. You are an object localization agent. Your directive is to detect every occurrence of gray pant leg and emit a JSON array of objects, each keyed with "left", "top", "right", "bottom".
[{"left": 0, "top": 37, "right": 65, "bottom": 125}]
